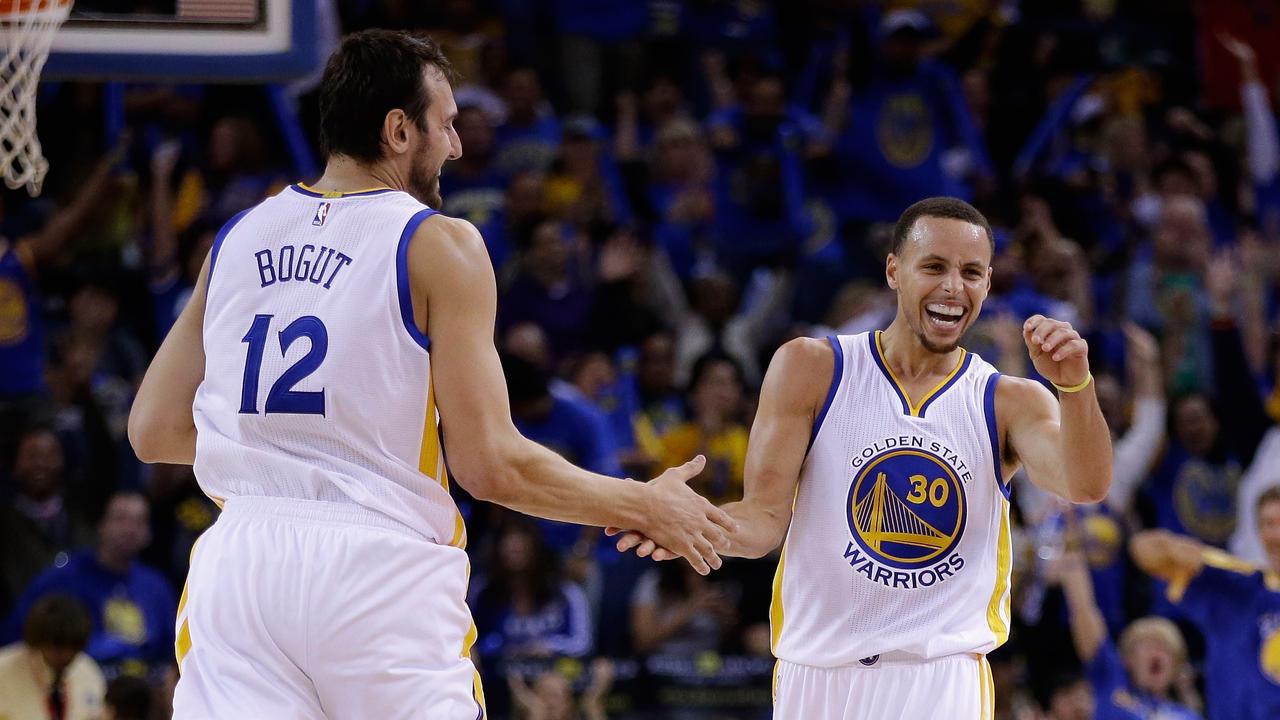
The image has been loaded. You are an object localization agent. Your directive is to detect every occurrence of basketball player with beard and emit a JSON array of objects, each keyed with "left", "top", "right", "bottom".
[
  {"left": 613, "top": 197, "right": 1112, "bottom": 718},
  {"left": 128, "top": 30, "right": 734, "bottom": 719}
]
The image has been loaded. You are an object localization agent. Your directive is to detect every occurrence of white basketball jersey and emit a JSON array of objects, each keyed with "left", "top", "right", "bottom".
[
  {"left": 770, "top": 331, "right": 1012, "bottom": 667},
  {"left": 192, "top": 184, "right": 465, "bottom": 547}
]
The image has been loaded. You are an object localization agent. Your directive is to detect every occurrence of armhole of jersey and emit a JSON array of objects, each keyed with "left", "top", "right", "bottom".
[
  {"left": 204, "top": 208, "right": 253, "bottom": 309},
  {"left": 806, "top": 335, "right": 844, "bottom": 455},
  {"left": 395, "top": 207, "right": 439, "bottom": 352},
  {"left": 983, "top": 372, "right": 1009, "bottom": 500}
]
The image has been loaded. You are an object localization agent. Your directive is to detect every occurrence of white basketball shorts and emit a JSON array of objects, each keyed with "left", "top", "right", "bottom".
[
  {"left": 172, "top": 497, "right": 485, "bottom": 720},
  {"left": 773, "top": 653, "right": 993, "bottom": 720}
]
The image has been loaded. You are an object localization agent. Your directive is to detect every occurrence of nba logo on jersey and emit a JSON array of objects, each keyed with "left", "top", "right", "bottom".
[
  {"left": 312, "top": 202, "right": 331, "bottom": 226},
  {"left": 842, "top": 438, "right": 971, "bottom": 590}
]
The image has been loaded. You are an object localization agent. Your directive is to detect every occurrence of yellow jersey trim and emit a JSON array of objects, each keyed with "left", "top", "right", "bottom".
[
  {"left": 1169, "top": 547, "right": 1266, "bottom": 602},
  {"left": 772, "top": 659, "right": 780, "bottom": 704},
  {"left": 418, "top": 378, "right": 468, "bottom": 548},
  {"left": 418, "top": 378, "right": 443, "bottom": 482},
  {"left": 175, "top": 619, "right": 192, "bottom": 667},
  {"left": 770, "top": 540, "right": 789, "bottom": 653},
  {"left": 872, "top": 331, "right": 970, "bottom": 417},
  {"left": 295, "top": 181, "right": 394, "bottom": 198},
  {"left": 985, "top": 499, "right": 1011, "bottom": 648}
]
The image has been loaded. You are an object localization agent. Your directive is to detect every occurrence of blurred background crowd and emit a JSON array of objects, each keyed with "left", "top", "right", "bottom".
[{"left": 3, "top": 0, "right": 1280, "bottom": 718}]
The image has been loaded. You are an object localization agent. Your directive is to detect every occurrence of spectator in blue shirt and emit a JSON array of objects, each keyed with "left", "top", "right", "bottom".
[
  {"left": 441, "top": 104, "right": 508, "bottom": 231},
  {"left": 500, "top": 218, "right": 594, "bottom": 358},
  {"left": 5, "top": 491, "right": 176, "bottom": 680},
  {"left": 1144, "top": 293, "right": 1270, "bottom": 550},
  {"left": 816, "top": 10, "right": 990, "bottom": 228},
  {"left": 552, "top": 0, "right": 647, "bottom": 116},
  {"left": 146, "top": 140, "right": 211, "bottom": 342},
  {"left": 616, "top": 113, "right": 716, "bottom": 282},
  {"left": 0, "top": 150, "right": 121, "bottom": 406},
  {"left": 470, "top": 517, "right": 593, "bottom": 666},
  {"left": 493, "top": 67, "right": 561, "bottom": 176},
  {"left": 707, "top": 73, "right": 813, "bottom": 278},
  {"left": 1053, "top": 551, "right": 1202, "bottom": 720},
  {"left": 501, "top": 350, "right": 621, "bottom": 552},
  {"left": 479, "top": 170, "right": 548, "bottom": 276},
  {"left": 1132, "top": 488, "right": 1280, "bottom": 720}
]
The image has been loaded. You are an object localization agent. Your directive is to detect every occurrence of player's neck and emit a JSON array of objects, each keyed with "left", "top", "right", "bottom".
[
  {"left": 308, "top": 156, "right": 402, "bottom": 194},
  {"left": 879, "top": 320, "right": 963, "bottom": 380}
]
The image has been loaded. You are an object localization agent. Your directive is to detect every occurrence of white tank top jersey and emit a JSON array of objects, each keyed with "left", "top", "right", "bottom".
[
  {"left": 192, "top": 184, "right": 465, "bottom": 548},
  {"left": 771, "top": 331, "right": 1012, "bottom": 667}
]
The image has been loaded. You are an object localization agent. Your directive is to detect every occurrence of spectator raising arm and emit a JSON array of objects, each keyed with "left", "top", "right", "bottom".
[
  {"left": 1220, "top": 32, "right": 1279, "bottom": 187},
  {"left": 1129, "top": 529, "right": 1209, "bottom": 595},
  {"left": 1051, "top": 548, "right": 1107, "bottom": 664},
  {"left": 1107, "top": 323, "right": 1166, "bottom": 513},
  {"left": 20, "top": 142, "right": 125, "bottom": 270},
  {"left": 1207, "top": 250, "right": 1270, "bottom": 466}
]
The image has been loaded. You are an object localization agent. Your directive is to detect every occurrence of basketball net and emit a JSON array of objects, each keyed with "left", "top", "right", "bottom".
[{"left": 0, "top": 0, "right": 71, "bottom": 196}]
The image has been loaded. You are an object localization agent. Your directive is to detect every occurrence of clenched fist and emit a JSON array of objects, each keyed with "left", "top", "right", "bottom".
[{"left": 1023, "top": 315, "right": 1089, "bottom": 389}]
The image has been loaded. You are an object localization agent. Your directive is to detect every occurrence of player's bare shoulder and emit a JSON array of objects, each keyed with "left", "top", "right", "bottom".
[
  {"left": 410, "top": 213, "right": 489, "bottom": 270},
  {"left": 407, "top": 214, "right": 494, "bottom": 291},
  {"left": 993, "top": 374, "right": 1058, "bottom": 422},
  {"left": 991, "top": 372, "right": 1060, "bottom": 471},
  {"left": 765, "top": 336, "right": 836, "bottom": 413}
]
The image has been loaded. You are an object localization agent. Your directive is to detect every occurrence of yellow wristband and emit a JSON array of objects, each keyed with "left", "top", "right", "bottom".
[{"left": 1052, "top": 372, "right": 1093, "bottom": 394}]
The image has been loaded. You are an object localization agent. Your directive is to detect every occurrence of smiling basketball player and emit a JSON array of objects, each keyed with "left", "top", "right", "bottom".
[
  {"left": 614, "top": 196, "right": 1113, "bottom": 719},
  {"left": 128, "top": 30, "right": 733, "bottom": 720}
]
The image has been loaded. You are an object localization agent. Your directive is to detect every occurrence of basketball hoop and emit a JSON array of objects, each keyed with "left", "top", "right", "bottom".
[{"left": 0, "top": 0, "right": 71, "bottom": 196}]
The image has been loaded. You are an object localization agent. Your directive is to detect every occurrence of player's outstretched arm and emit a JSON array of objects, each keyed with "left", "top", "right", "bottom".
[
  {"left": 129, "top": 254, "right": 210, "bottom": 465},
  {"left": 613, "top": 336, "right": 831, "bottom": 560},
  {"left": 999, "top": 315, "right": 1111, "bottom": 503},
  {"left": 414, "top": 216, "right": 735, "bottom": 574}
]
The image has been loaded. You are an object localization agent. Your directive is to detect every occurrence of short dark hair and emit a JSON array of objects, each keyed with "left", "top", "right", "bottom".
[
  {"left": 891, "top": 197, "right": 994, "bottom": 257},
  {"left": 688, "top": 351, "right": 744, "bottom": 394},
  {"left": 22, "top": 594, "right": 91, "bottom": 650},
  {"left": 318, "top": 30, "right": 457, "bottom": 164},
  {"left": 1152, "top": 156, "right": 1196, "bottom": 186},
  {"left": 105, "top": 676, "right": 154, "bottom": 720},
  {"left": 1258, "top": 486, "right": 1280, "bottom": 514},
  {"left": 500, "top": 352, "right": 549, "bottom": 406}
]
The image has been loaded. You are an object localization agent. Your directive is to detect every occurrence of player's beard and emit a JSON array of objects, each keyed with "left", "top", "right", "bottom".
[
  {"left": 407, "top": 141, "right": 443, "bottom": 209},
  {"left": 915, "top": 328, "right": 961, "bottom": 354},
  {"left": 909, "top": 313, "right": 968, "bottom": 354}
]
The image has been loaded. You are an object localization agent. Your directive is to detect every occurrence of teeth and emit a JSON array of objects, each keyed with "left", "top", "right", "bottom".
[{"left": 926, "top": 303, "right": 964, "bottom": 317}]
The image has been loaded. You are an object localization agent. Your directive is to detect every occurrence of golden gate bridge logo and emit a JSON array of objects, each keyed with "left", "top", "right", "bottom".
[{"left": 846, "top": 449, "right": 966, "bottom": 569}]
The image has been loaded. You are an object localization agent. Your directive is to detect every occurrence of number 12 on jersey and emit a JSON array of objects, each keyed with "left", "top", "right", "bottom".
[{"left": 240, "top": 314, "right": 328, "bottom": 416}]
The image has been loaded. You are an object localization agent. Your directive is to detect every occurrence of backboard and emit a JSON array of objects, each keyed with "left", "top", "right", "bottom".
[{"left": 43, "top": 0, "right": 321, "bottom": 82}]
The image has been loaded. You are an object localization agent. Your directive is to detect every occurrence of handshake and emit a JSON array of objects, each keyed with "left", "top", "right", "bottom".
[{"left": 608, "top": 454, "right": 741, "bottom": 575}]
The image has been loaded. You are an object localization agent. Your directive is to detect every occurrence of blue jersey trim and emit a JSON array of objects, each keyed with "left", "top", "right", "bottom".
[
  {"left": 207, "top": 208, "right": 253, "bottom": 292},
  {"left": 867, "top": 331, "right": 911, "bottom": 415},
  {"left": 396, "top": 208, "right": 439, "bottom": 351},
  {"left": 807, "top": 335, "right": 844, "bottom": 455},
  {"left": 983, "top": 373, "right": 1009, "bottom": 500}
]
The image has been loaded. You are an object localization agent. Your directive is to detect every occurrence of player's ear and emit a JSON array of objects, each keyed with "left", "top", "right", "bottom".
[
  {"left": 383, "top": 109, "right": 412, "bottom": 156},
  {"left": 886, "top": 253, "right": 899, "bottom": 290}
]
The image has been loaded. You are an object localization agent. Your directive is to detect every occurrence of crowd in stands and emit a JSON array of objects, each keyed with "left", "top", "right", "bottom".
[{"left": 4, "top": 0, "right": 1280, "bottom": 718}]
